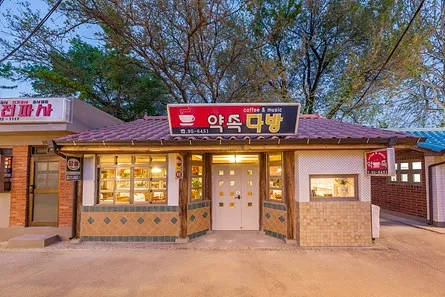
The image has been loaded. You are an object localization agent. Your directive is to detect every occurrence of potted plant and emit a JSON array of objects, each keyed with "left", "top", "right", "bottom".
[{"left": 335, "top": 178, "right": 350, "bottom": 197}]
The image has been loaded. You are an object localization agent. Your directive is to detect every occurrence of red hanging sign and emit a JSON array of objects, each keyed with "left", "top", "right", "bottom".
[{"left": 365, "top": 148, "right": 395, "bottom": 176}]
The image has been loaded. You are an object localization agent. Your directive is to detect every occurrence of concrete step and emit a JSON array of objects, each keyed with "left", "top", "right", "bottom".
[{"left": 7, "top": 234, "right": 60, "bottom": 248}]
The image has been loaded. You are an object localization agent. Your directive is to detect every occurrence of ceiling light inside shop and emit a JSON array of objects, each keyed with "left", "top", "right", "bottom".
[{"left": 152, "top": 167, "right": 162, "bottom": 173}]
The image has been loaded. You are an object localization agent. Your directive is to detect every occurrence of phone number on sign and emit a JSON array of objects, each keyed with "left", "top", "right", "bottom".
[{"left": 180, "top": 128, "right": 210, "bottom": 134}]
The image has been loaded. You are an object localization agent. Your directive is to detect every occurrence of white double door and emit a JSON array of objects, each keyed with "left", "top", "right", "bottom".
[{"left": 212, "top": 163, "right": 259, "bottom": 230}]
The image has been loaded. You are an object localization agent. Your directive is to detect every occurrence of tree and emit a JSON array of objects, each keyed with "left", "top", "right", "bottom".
[
  {"left": 0, "top": 63, "right": 17, "bottom": 90},
  {"left": 17, "top": 38, "right": 168, "bottom": 121},
  {"left": 249, "top": 0, "right": 428, "bottom": 120},
  {"left": 0, "top": 0, "right": 432, "bottom": 125}
]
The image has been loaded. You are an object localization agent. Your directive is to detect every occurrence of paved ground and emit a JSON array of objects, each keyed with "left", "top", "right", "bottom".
[{"left": 1, "top": 219, "right": 445, "bottom": 297}]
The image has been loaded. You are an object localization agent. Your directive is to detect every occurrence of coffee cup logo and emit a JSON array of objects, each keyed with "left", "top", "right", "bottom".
[{"left": 179, "top": 114, "right": 195, "bottom": 126}]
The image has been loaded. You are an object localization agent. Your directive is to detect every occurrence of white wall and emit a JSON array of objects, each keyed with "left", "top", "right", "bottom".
[
  {"left": 295, "top": 150, "right": 371, "bottom": 202},
  {"left": 167, "top": 153, "right": 180, "bottom": 206},
  {"left": 425, "top": 155, "right": 445, "bottom": 223},
  {"left": 82, "top": 155, "right": 96, "bottom": 206}
]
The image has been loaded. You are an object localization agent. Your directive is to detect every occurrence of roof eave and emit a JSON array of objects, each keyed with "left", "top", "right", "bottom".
[{"left": 54, "top": 136, "right": 420, "bottom": 147}]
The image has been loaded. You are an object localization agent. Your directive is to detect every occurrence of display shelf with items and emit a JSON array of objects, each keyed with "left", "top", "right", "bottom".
[
  {"left": 267, "top": 153, "right": 283, "bottom": 201},
  {"left": 190, "top": 154, "right": 204, "bottom": 201},
  {"left": 97, "top": 155, "right": 167, "bottom": 204}
]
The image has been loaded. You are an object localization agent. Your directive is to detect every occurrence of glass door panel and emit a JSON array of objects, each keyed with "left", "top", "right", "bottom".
[{"left": 31, "top": 160, "right": 59, "bottom": 225}]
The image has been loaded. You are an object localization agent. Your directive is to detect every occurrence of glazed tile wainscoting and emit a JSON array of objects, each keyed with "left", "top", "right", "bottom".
[
  {"left": 263, "top": 202, "right": 287, "bottom": 240},
  {"left": 296, "top": 201, "right": 372, "bottom": 247},
  {"left": 187, "top": 200, "right": 210, "bottom": 239},
  {"left": 81, "top": 205, "right": 180, "bottom": 242}
]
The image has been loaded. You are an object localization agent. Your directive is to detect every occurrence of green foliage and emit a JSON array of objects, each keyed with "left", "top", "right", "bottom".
[
  {"left": 18, "top": 39, "right": 168, "bottom": 121},
  {"left": 0, "top": 63, "right": 17, "bottom": 89}
]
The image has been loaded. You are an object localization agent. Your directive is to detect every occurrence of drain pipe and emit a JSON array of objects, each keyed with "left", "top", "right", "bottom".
[
  {"left": 52, "top": 141, "right": 79, "bottom": 239},
  {"left": 428, "top": 161, "right": 445, "bottom": 225}
]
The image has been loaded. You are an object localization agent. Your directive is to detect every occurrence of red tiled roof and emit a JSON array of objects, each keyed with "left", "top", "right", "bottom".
[{"left": 55, "top": 114, "right": 420, "bottom": 145}]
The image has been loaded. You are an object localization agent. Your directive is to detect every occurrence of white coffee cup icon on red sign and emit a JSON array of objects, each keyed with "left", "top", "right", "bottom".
[{"left": 179, "top": 108, "right": 195, "bottom": 126}]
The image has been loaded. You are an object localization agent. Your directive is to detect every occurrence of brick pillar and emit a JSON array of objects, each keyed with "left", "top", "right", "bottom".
[
  {"left": 58, "top": 159, "right": 74, "bottom": 227},
  {"left": 9, "top": 146, "right": 30, "bottom": 226}
]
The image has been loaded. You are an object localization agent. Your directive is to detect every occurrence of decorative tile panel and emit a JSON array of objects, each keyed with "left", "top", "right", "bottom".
[
  {"left": 263, "top": 202, "right": 287, "bottom": 239},
  {"left": 80, "top": 210, "right": 180, "bottom": 240},
  {"left": 83, "top": 205, "right": 179, "bottom": 212},
  {"left": 187, "top": 202, "right": 210, "bottom": 238}
]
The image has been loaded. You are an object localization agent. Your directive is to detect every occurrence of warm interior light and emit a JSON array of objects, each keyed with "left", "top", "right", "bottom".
[
  {"left": 212, "top": 154, "right": 259, "bottom": 164},
  {"left": 152, "top": 167, "right": 162, "bottom": 173}
]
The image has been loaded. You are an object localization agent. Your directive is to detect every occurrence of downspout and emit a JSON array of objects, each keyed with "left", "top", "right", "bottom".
[
  {"left": 428, "top": 161, "right": 445, "bottom": 225},
  {"left": 52, "top": 141, "right": 78, "bottom": 239}
]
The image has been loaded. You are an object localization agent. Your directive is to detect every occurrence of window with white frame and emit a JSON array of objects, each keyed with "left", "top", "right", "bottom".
[
  {"left": 389, "top": 160, "right": 422, "bottom": 184},
  {"left": 97, "top": 155, "right": 167, "bottom": 204}
]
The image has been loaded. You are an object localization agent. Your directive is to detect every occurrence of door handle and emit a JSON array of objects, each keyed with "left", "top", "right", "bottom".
[
  {"left": 235, "top": 194, "right": 241, "bottom": 200},
  {"left": 29, "top": 185, "right": 35, "bottom": 194}
]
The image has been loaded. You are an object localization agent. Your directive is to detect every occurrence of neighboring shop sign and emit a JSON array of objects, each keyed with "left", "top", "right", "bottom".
[
  {"left": 167, "top": 103, "right": 300, "bottom": 136},
  {"left": 365, "top": 148, "right": 395, "bottom": 176},
  {"left": 0, "top": 98, "right": 71, "bottom": 123},
  {"left": 66, "top": 157, "right": 81, "bottom": 181},
  {"left": 175, "top": 155, "right": 183, "bottom": 179}
]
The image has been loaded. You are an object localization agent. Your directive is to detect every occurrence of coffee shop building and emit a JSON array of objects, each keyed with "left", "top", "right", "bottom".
[
  {"left": 0, "top": 97, "right": 121, "bottom": 240},
  {"left": 54, "top": 104, "right": 421, "bottom": 246}
]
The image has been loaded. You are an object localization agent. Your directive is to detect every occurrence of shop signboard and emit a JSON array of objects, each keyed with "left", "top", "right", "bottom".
[
  {"left": 167, "top": 103, "right": 300, "bottom": 136},
  {"left": 66, "top": 157, "right": 82, "bottom": 181},
  {"left": 175, "top": 155, "right": 183, "bottom": 179},
  {"left": 365, "top": 148, "right": 395, "bottom": 176},
  {"left": 0, "top": 98, "right": 71, "bottom": 124}
]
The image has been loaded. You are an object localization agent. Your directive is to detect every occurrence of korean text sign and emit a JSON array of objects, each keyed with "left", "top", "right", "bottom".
[
  {"left": 0, "top": 98, "right": 70, "bottom": 124},
  {"left": 365, "top": 148, "right": 395, "bottom": 176},
  {"left": 66, "top": 157, "right": 82, "bottom": 181},
  {"left": 167, "top": 103, "right": 300, "bottom": 136}
]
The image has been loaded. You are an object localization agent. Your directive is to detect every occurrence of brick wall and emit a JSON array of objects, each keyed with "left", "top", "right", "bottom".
[
  {"left": 371, "top": 150, "right": 427, "bottom": 218},
  {"left": 58, "top": 159, "right": 74, "bottom": 226},
  {"left": 9, "top": 146, "right": 30, "bottom": 226}
]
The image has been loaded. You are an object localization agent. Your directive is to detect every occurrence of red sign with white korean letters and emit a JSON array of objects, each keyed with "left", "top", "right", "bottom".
[
  {"left": 365, "top": 148, "right": 395, "bottom": 176},
  {"left": 167, "top": 103, "right": 300, "bottom": 136},
  {"left": 0, "top": 98, "right": 70, "bottom": 123}
]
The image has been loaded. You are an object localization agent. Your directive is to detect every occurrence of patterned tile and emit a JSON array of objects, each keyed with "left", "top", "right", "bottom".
[
  {"left": 137, "top": 217, "right": 144, "bottom": 224},
  {"left": 279, "top": 216, "right": 285, "bottom": 223},
  {"left": 153, "top": 217, "right": 161, "bottom": 224},
  {"left": 170, "top": 217, "right": 178, "bottom": 224},
  {"left": 120, "top": 217, "right": 128, "bottom": 224},
  {"left": 265, "top": 213, "right": 271, "bottom": 219},
  {"left": 104, "top": 217, "right": 111, "bottom": 224},
  {"left": 190, "top": 215, "right": 196, "bottom": 222},
  {"left": 87, "top": 217, "right": 94, "bottom": 224}
]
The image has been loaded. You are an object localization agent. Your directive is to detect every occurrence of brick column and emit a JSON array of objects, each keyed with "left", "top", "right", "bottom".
[
  {"left": 9, "top": 146, "right": 30, "bottom": 226},
  {"left": 58, "top": 159, "right": 74, "bottom": 227}
]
